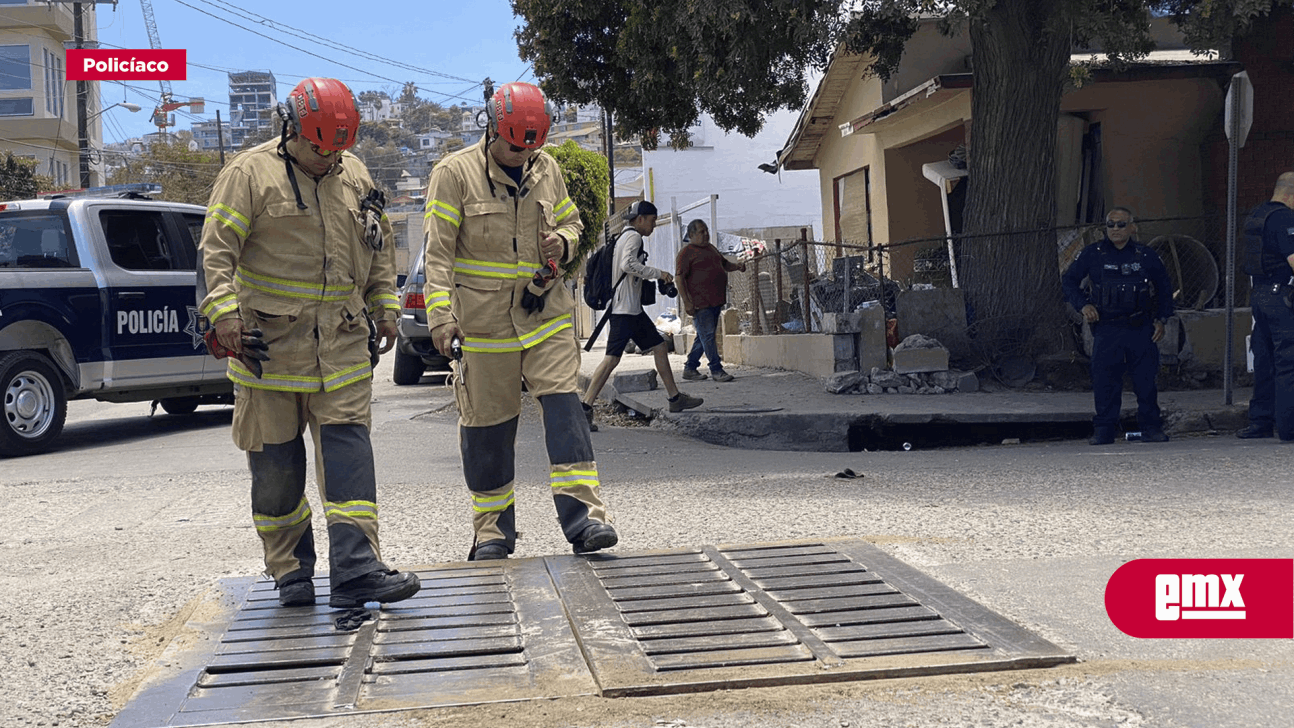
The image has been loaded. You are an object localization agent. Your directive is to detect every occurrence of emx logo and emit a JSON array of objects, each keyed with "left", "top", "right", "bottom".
[{"left": 1105, "top": 559, "right": 1293, "bottom": 638}]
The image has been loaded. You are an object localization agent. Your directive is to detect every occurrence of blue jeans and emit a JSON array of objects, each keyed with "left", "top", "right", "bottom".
[{"left": 685, "top": 305, "right": 723, "bottom": 372}]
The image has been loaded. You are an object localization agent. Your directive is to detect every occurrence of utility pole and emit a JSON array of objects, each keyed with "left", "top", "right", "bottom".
[
  {"left": 215, "top": 109, "right": 226, "bottom": 165},
  {"left": 604, "top": 108, "right": 616, "bottom": 214},
  {"left": 74, "top": 2, "right": 90, "bottom": 188}
]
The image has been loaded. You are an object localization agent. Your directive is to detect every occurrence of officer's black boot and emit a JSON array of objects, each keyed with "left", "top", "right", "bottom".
[
  {"left": 1237, "top": 424, "right": 1274, "bottom": 439},
  {"left": 1088, "top": 429, "right": 1115, "bottom": 446}
]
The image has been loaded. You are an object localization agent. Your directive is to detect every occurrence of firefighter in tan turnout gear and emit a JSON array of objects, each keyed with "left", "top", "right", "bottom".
[
  {"left": 423, "top": 82, "right": 617, "bottom": 560},
  {"left": 200, "top": 77, "right": 420, "bottom": 609}
]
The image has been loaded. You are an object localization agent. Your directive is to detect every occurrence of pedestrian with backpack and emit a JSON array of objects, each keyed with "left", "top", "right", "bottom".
[{"left": 581, "top": 201, "right": 703, "bottom": 431}]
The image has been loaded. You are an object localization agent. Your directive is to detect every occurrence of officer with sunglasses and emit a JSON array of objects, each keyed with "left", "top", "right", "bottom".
[{"left": 1062, "top": 207, "right": 1175, "bottom": 445}]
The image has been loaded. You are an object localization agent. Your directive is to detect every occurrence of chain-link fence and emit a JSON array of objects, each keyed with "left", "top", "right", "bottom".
[{"left": 721, "top": 213, "right": 1236, "bottom": 342}]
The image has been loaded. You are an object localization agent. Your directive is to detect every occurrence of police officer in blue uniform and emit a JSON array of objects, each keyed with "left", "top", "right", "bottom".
[
  {"left": 1237, "top": 172, "right": 1294, "bottom": 441},
  {"left": 1062, "top": 207, "right": 1174, "bottom": 445}
]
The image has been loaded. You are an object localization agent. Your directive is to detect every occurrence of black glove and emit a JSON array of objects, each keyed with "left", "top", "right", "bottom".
[
  {"left": 203, "top": 327, "right": 270, "bottom": 379},
  {"left": 521, "top": 287, "right": 547, "bottom": 314},
  {"left": 367, "top": 318, "right": 380, "bottom": 369}
]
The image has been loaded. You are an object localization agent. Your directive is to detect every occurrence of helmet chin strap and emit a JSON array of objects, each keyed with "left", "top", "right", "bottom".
[
  {"left": 277, "top": 123, "right": 339, "bottom": 210},
  {"left": 277, "top": 123, "right": 309, "bottom": 210}
]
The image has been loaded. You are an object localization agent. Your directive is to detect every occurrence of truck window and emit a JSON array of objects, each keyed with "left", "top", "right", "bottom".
[
  {"left": 0, "top": 212, "right": 77, "bottom": 269},
  {"left": 100, "top": 209, "right": 179, "bottom": 271}
]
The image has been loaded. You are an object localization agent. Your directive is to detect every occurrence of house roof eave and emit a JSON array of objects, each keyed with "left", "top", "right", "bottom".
[{"left": 776, "top": 49, "right": 869, "bottom": 171}]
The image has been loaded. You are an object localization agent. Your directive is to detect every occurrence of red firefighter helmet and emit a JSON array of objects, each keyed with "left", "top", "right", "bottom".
[
  {"left": 489, "top": 82, "right": 555, "bottom": 149},
  {"left": 283, "top": 77, "right": 360, "bottom": 152}
]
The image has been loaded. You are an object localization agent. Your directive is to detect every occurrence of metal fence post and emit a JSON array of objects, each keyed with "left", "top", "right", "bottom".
[
  {"left": 843, "top": 248, "right": 850, "bottom": 316},
  {"left": 800, "top": 230, "right": 811, "bottom": 333},
  {"left": 774, "top": 239, "right": 783, "bottom": 331},
  {"left": 751, "top": 256, "right": 763, "bottom": 335}
]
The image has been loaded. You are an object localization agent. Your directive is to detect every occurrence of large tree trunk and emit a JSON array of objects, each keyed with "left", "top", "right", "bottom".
[{"left": 961, "top": 0, "right": 1072, "bottom": 365}]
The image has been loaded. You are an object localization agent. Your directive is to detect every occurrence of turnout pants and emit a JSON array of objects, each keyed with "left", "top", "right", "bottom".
[
  {"left": 1248, "top": 284, "right": 1294, "bottom": 439},
  {"left": 453, "top": 331, "right": 608, "bottom": 555},
  {"left": 233, "top": 381, "right": 385, "bottom": 590},
  {"left": 1090, "top": 321, "right": 1162, "bottom": 433}
]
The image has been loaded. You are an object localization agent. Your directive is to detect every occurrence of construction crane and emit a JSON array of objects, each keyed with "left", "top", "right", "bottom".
[{"left": 140, "top": 0, "right": 203, "bottom": 134}]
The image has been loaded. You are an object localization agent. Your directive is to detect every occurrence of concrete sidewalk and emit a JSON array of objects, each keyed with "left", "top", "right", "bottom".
[{"left": 576, "top": 335, "right": 1252, "bottom": 451}]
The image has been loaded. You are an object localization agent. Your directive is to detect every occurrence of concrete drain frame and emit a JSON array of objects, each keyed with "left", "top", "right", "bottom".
[{"left": 111, "top": 538, "right": 1074, "bottom": 727}]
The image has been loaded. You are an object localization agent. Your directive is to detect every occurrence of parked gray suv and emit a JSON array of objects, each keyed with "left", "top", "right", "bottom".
[{"left": 393, "top": 247, "right": 452, "bottom": 385}]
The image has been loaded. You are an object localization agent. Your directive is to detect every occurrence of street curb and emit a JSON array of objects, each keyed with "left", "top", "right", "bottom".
[{"left": 612, "top": 391, "right": 1252, "bottom": 452}]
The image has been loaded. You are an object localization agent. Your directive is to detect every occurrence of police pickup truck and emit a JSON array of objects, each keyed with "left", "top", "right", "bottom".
[{"left": 0, "top": 186, "right": 232, "bottom": 457}]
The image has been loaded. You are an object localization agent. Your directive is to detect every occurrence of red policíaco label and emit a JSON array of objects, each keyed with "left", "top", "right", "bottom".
[
  {"left": 67, "top": 49, "right": 186, "bottom": 81},
  {"left": 1105, "top": 558, "right": 1293, "bottom": 638}
]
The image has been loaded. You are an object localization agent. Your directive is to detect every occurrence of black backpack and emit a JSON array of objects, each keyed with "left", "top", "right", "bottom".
[{"left": 583, "top": 228, "right": 628, "bottom": 310}]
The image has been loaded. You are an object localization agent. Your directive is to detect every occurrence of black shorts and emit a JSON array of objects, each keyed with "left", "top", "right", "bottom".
[{"left": 606, "top": 312, "right": 665, "bottom": 357}]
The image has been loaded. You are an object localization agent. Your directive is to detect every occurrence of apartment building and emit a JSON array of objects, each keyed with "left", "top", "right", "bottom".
[
  {"left": 226, "top": 70, "right": 276, "bottom": 148},
  {"left": 1, "top": 1, "right": 103, "bottom": 188}
]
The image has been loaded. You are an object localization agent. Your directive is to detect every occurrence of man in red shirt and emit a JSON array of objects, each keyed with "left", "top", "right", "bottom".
[{"left": 675, "top": 219, "right": 746, "bottom": 382}]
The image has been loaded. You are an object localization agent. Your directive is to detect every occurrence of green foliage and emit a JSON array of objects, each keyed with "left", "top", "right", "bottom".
[
  {"left": 106, "top": 143, "right": 221, "bottom": 206},
  {"left": 0, "top": 152, "right": 53, "bottom": 201},
  {"left": 513, "top": 0, "right": 843, "bottom": 147},
  {"left": 1155, "top": 0, "right": 1292, "bottom": 50},
  {"left": 542, "top": 140, "right": 608, "bottom": 278}
]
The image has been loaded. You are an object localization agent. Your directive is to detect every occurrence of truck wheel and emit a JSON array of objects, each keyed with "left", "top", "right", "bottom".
[
  {"left": 0, "top": 351, "right": 68, "bottom": 458},
  {"left": 159, "top": 397, "right": 200, "bottom": 415},
  {"left": 392, "top": 350, "right": 425, "bottom": 386}
]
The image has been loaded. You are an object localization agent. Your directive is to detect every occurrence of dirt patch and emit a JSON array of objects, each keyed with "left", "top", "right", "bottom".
[{"left": 109, "top": 588, "right": 227, "bottom": 711}]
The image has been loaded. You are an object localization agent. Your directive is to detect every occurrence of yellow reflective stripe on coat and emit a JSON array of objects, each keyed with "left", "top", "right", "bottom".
[
  {"left": 425, "top": 290, "right": 451, "bottom": 312},
  {"left": 228, "top": 360, "right": 321, "bottom": 392},
  {"left": 253, "top": 497, "right": 312, "bottom": 532},
  {"left": 208, "top": 203, "right": 250, "bottom": 238},
  {"left": 324, "top": 499, "right": 378, "bottom": 520},
  {"left": 203, "top": 293, "right": 239, "bottom": 321},
  {"left": 236, "top": 266, "right": 355, "bottom": 302},
  {"left": 322, "top": 362, "right": 373, "bottom": 392},
  {"left": 471, "top": 488, "right": 516, "bottom": 513},
  {"left": 461, "top": 314, "right": 572, "bottom": 353},
  {"left": 453, "top": 258, "right": 525, "bottom": 280},
  {"left": 366, "top": 291, "right": 399, "bottom": 316},
  {"left": 550, "top": 468, "right": 599, "bottom": 489},
  {"left": 426, "top": 199, "right": 462, "bottom": 227},
  {"left": 553, "top": 197, "right": 577, "bottom": 223}
]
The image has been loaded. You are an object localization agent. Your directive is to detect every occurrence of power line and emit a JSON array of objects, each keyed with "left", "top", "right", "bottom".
[
  {"left": 171, "top": 0, "right": 461, "bottom": 93},
  {"left": 196, "top": 0, "right": 477, "bottom": 84}
]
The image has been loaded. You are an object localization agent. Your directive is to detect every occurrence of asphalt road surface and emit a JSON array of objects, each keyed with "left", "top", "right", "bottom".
[{"left": 4, "top": 354, "right": 1292, "bottom": 728}]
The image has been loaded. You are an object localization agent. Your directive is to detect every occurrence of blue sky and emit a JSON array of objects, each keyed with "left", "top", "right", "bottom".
[{"left": 91, "top": 0, "right": 534, "bottom": 143}]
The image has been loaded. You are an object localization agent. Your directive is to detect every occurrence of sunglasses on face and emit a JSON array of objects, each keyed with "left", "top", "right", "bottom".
[
  {"left": 309, "top": 142, "right": 337, "bottom": 157},
  {"left": 1105, "top": 220, "right": 1130, "bottom": 229},
  {"left": 507, "top": 143, "right": 530, "bottom": 153}
]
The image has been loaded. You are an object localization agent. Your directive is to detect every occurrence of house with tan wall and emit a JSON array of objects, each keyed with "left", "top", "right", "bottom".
[{"left": 776, "top": 18, "right": 1239, "bottom": 291}]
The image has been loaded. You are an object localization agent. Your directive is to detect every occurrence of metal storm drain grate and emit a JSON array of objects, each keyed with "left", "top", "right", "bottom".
[
  {"left": 111, "top": 562, "right": 597, "bottom": 727},
  {"left": 546, "top": 540, "right": 1075, "bottom": 696},
  {"left": 113, "top": 539, "right": 1073, "bottom": 725}
]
